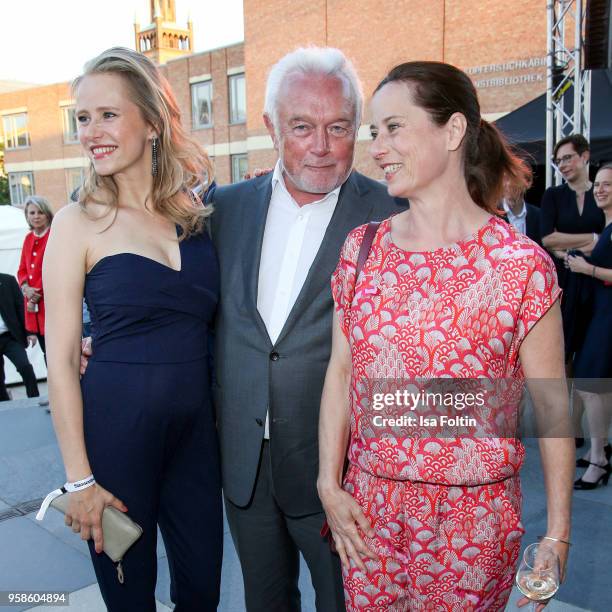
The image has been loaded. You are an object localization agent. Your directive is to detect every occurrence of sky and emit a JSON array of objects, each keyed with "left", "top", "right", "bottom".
[{"left": 1, "top": 0, "right": 244, "bottom": 85}]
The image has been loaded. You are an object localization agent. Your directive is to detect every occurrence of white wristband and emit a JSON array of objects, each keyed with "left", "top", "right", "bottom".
[
  {"left": 64, "top": 475, "right": 96, "bottom": 493},
  {"left": 36, "top": 475, "right": 95, "bottom": 521}
]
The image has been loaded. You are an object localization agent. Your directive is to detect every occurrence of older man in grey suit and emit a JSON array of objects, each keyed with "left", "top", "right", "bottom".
[{"left": 210, "top": 48, "right": 405, "bottom": 611}]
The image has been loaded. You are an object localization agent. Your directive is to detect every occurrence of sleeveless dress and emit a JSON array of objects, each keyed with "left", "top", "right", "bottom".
[
  {"left": 574, "top": 222, "right": 612, "bottom": 391},
  {"left": 80, "top": 229, "right": 222, "bottom": 611},
  {"left": 332, "top": 216, "right": 560, "bottom": 611}
]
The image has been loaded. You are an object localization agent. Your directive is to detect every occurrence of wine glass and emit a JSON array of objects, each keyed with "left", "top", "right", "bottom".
[{"left": 515, "top": 542, "right": 560, "bottom": 610}]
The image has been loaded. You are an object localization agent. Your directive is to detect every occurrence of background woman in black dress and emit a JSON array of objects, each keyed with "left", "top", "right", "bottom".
[
  {"left": 541, "top": 135, "right": 605, "bottom": 344},
  {"left": 567, "top": 163, "right": 612, "bottom": 489},
  {"left": 540, "top": 135, "right": 606, "bottom": 449},
  {"left": 43, "top": 48, "right": 221, "bottom": 610},
  {"left": 541, "top": 134, "right": 605, "bottom": 284}
]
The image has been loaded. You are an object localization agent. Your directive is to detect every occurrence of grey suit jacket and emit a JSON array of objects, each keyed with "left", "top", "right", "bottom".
[{"left": 210, "top": 170, "right": 406, "bottom": 515}]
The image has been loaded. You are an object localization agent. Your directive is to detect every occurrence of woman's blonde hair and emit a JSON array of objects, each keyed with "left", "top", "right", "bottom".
[
  {"left": 72, "top": 47, "right": 213, "bottom": 237},
  {"left": 24, "top": 195, "right": 54, "bottom": 230}
]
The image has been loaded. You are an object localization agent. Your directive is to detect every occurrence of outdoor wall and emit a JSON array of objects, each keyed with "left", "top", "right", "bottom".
[
  {"left": 161, "top": 43, "right": 246, "bottom": 186},
  {"left": 243, "top": 0, "right": 555, "bottom": 177},
  {"left": 0, "top": 82, "right": 84, "bottom": 210},
  {"left": 0, "top": 0, "right": 567, "bottom": 194}
]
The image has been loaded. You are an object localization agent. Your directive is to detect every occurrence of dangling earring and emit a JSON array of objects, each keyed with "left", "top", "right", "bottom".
[{"left": 151, "top": 137, "right": 159, "bottom": 177}]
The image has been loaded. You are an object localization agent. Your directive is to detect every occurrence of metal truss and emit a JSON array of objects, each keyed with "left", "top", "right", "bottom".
[{"left": 546, "top": 0, "right": 592, "bottom": 186}]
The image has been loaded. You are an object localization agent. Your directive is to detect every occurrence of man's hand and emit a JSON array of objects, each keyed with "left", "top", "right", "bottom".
[
  {"left": 80, "top": 337, "right": 92, "bottom": 376},
  {"left": 243, "top": 167, "right": 274, "bottom": 180},
  {"left": 26, "top": 335, "right": 38, "bottom": 348}
]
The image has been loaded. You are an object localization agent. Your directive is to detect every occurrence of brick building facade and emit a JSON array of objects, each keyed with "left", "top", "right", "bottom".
[{"left": 1, "top": 0, "right": 557, "bottom": 208}]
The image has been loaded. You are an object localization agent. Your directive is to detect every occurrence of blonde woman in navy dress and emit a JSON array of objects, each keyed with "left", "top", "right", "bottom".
[{"left": 43, "top": 48, "right": 221, "bottom": 611}]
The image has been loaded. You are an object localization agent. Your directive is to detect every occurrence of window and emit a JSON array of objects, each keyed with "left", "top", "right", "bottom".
[
  {"left": 65, "top": 167, "right": 85, "bottom": 200},
  {"left": 8, "top": 172, "right": 34, "bottom": 205},
  {"left": 229, "top": 73, "right": 246, "bottom": 124},
  {"left": 231, "top": 154, "right": 248, "bottom": 183},
  {"left": 62, "top": 106, "right": 79, "bottom": 143},
  {"left": 191, "top": 81, "right": 213, "bottom": 129},
  {"left": 2, "top": 113, "right": 30, "bottom": 149}
]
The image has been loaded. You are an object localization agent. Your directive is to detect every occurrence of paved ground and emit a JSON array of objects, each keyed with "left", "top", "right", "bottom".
[{"left": 0, "top": 392, "right": 609, "bottom": 611}]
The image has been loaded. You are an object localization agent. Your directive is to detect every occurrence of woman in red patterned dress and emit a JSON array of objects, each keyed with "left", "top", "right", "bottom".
[{"left": 318, "top": 62, "right": 574, "bottom": 611}]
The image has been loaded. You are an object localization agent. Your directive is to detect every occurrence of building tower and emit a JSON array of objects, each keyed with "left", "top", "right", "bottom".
[{"left": 134, "top": 0, "right": 193, "bottom": 65}]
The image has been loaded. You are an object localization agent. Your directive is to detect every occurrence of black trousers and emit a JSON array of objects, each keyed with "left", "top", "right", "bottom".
[
  {"left": 225, "top": 441, "right": 345, "bottom": 612},
  {"left": 36, "top": 333, "right": 46, "bottom": 362},
  {"left": 0, "top": 332, "right": 39, "bottom": 400}
]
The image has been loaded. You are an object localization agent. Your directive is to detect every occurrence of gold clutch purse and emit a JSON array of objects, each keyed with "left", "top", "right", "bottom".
[{"left": 37, "top": 489, "right": 143, "bottom": 583}]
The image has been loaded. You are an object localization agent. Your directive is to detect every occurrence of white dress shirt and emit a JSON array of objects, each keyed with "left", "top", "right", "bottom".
[
  {"left": 0, "top": 312, "right": 8, "bottom": 335},
  {"left": 257, "top": 162, "right": 340, "bottom": 437},
  {"left": 503, "top": 199, "right": 527, "bottom": 236}
]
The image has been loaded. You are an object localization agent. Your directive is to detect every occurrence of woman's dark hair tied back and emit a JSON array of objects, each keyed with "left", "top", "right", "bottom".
[{"left": 374, "top": 61, "right": 531, "bottom": 213}]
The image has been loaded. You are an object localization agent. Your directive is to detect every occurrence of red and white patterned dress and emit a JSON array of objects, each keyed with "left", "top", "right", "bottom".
[{"left": 331, "top": 215, "right": 560, "bottom": 611}]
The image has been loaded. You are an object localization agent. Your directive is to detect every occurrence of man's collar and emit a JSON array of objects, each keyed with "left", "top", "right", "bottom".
[
  {"left": 502, "top": 199, "right": 527, "bottom": 219},
  {"left": 271, "top": 160, "right": 284, "bottom": 189}
]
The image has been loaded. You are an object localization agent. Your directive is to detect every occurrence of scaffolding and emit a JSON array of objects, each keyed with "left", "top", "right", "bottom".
[{"left": 546, "top": 0, "right": 591, "bottom": 186}]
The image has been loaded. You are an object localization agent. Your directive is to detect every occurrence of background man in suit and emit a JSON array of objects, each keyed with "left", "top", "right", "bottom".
[
  {"left": 500, "top": 177, "right": 542, "bottom": 245},
  {"left": 0, "top": 273, "right": 39, "bottom": 401},
  {"left": 210, "top": 47, "right": 405, "bottom": 611}
]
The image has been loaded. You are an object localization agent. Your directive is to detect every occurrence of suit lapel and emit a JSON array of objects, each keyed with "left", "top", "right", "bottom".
[
  {"left": 275, "top": 172, "right": 374, "bottom": 345},
  {"left": 526, "top": 206, "right": 536, "bottom": 238},
  {"left": 242, "top": 177, "right": 274, "bottom": 342}
]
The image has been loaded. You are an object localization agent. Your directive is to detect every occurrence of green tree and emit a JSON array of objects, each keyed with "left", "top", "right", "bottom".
[{"left": 0, "top": 141, "right": 9, "bottom": 204}]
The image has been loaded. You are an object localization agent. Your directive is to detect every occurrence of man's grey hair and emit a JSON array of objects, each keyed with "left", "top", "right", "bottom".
[{"left": 264, "top": 47, "right": 363, "bottom": 133}]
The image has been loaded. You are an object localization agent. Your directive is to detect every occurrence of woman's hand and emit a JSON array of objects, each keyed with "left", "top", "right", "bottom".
[
  {"left": 22, "top": 284, "right": 39, "bottom": 300},
  {"left": 517, "top": 539, "right": 569, "bottom": 610},
  {"left": 80, "top": 337, "right": 92, "bottom": 376},
  {"left": 319, "top": 484, "right": 378, "bottom": 572},
  {"left": 64, "top": 484, "right": 128, "bottom": 553},
  {"left": 566, "top": 254, "right": 591, "bottom": 275}
]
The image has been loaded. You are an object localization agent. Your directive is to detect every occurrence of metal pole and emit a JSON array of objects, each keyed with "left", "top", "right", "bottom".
[
  {"left": 546, "top": 1, "right": 554, "bottom": 188},
  {"left": 556, "top": 2, "right": 566, "bottom": 186},
  {"left": 574, "top": 0, "right": 583, "bottom": 134},
  {"left": 583, "top": 70, "right": 592, "bottom": 141}
]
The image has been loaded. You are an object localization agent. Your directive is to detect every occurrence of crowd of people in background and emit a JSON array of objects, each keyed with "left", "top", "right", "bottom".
[{"left": 0, "top": 43, "right": 609, "bottom": 612}]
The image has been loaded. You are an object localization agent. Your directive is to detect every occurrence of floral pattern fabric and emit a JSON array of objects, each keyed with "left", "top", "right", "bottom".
[
  {"left": 331, "top": 215, "right": 560, "bottom": 610},
  {"left": 332, "top": 215, "right": 561, "bottom": 485},
  {"left": 343, "top": 465, "right": 523, "bottom": 611}
]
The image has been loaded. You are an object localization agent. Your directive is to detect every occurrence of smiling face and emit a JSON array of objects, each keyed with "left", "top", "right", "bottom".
[
  {"left": 368, "top": 81, "right": 456, "bottom": 199},
  {"left": 264, "top": 72, "right": 356, "bottom": 204},
  {"left": 594, "top": 167, "right": 612, "bottom": 212},
  {"left": 76, "top": 73, "right": 155, "bottom": 180},
  {"left": 554, "top": 142, "right": 589, "bottom": 183}
]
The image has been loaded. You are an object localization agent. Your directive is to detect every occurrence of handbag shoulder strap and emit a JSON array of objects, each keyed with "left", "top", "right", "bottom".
[{"left": 350, "top": 221, "right": 380, "bottom": 302}]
